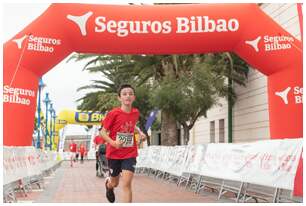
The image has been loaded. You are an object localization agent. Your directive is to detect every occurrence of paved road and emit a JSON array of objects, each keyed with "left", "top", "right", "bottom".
[{"left": 17, "top": 160, "right": 235, "bottom": 203}]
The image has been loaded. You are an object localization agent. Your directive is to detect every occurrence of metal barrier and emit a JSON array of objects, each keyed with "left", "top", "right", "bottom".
[
  {"left": 3, "top": 161, "right": 62, "bottom": 202},
  {"left": 195, "top": 176, "right": 223, "bottom": 194},
  {"left": 241, "top": 183, "right": 278, "bottom": 203},
  {"left": 3, "top": 182, "right": 17, "bottom": 203},
  {"left": 276, "top": 188, "right": 303, "bottom": 203},
  {"left": 217, "top": 180, "right": 244, "bottom": 202},
  {"left": 135, "top": 143, "right": 303, "bottom": 203}
]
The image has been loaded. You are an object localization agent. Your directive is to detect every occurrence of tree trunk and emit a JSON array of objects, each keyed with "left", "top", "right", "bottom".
[
  {"left": 144, "top": 130, "right": 151, "bottom": 146},
  {"left": 182, "top": 124, "right": 190, "bottom": 145},
  {"left": 161, "top": 110, "right": 178, "bottom": 146}
]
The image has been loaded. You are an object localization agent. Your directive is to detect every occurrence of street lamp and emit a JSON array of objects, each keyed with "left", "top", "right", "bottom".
[
  {"left": 52, "top": 112, "right": 57, "bottom": 150},
  {"left": 48, "top": 103, "right": 54, "bottom": 150},
  {"left": 43, "top": 92, "right": 51, "bottom": 150},
  {"left": 36, "top": 78, "right": 46, "bottom": 149}
]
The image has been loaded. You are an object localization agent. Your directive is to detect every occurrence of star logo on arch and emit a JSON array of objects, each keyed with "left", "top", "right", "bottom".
[
  {"left": 245, "top": 36, "right": 261, "bottom": 52},
  {"left": 275, "top": 87, "right": 291, "bottom": 105},
  {"left": 67, "top": 11, "right": 93, "bottom": 36},
  {"left": 12, "top": 35, "right": 28, "bottom": 49}
]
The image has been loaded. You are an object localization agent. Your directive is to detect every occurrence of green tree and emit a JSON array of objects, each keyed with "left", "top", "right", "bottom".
[
  {"left": 71, "top": 53, "right": 249, "bottom": 146},
  {"left": 71, "top": 54, "right": 156, "bottom": 145}
]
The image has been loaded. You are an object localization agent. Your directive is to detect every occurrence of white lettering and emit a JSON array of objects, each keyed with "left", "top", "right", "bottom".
[
  {"left": 107, "top": 20, "right": 117, "bottom": 33},
  {"left": 94, "top": 16, "right": 239, "bottom": 37},
  {"left": 95, "top": 17, "right": 174, "bottom": 36},
  {"left": 3, "top": 94, "right": 31, "bottom": 106},
  {"left": 203, "top": 16, "right": 216, "bottom": 32},
  {"left": 151, "top": 21, "right": 162, "bottom": 33},
  {"left": 264, "top": 42, "right": 291, "bottom": 51},
  {"left": 162, "top": 21, "right": 172, "bottom": 34},
  {"left": 176, "top": 17, "right": 189, "bottom": 33},
  {"left": 263, "top": 35, "right": 294, "bottom": 52},
  {"left": 28, "top": 35, "right": 60, "bottom": 45},
  {"left": 117, "top": 21, "right": 129, "bottom": 37},
  {"left": 294, "top": 86, "right": 303, "bottom": 95},
  {"left": 24, "top": 34, "right": 60, "bottom": 53},
  {"left": 95, "top": 16, "right": 106, "bottom": 32},
  {"left": 176, "top": 16, "right": 239, "bottom": 33},
  {"left": 3, "top": 85, "right": 35, "bottom": 97},
  {"left": 216, "top": 19, "right": 227, "bottom": 32},
  {"left": 28, "top": 43, "right": 54, "bottom": 53},
  {"left": 295, "top": 95, "right": 303, "bottom": 104},
  {"left": 3, "top": 85, "right": 10, "bottom": 93},
  {"left": 228, "top": 19, "right": 239, "bottom": 31}
]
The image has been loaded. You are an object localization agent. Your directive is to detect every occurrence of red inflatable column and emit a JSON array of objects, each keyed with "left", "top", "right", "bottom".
[
  {"left": 267, "top": 63, "right": 303, "bottom": 139},
  {"left": 3, "top": 68, "right": 39, "bottom": 146},
  {"left": 267, "top": 63, "right": 303, "bottom": 196}
]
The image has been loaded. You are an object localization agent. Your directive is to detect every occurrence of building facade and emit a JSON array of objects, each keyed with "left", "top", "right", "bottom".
[{"left": 190, "top": 4, "right": 302, "bottom": 144}]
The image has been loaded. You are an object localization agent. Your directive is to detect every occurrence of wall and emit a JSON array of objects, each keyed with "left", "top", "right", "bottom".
[{"left": 191, "top": 3, "right": 302, "bottom": 144}]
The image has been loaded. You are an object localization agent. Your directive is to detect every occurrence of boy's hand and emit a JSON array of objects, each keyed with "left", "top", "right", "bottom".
[
  {"left": 111, "top": 139, "right": 123, "bottom": 149},
  {"left": 139, "top": 131, "right": 147, "bottom": 142}
]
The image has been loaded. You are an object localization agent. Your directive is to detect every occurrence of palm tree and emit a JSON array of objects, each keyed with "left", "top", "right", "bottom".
[{"left": 70, "top": 53, "right": 249, "bottom": 146}]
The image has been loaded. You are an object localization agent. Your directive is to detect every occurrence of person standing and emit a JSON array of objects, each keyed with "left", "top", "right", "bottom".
[
  {"left": 79, "top": 142, "right": 86, "bottom": 164},
  {"left": 100, "top": 84, "right": 146, "bottom": 203},
  {"left": 93, "top": 127, "right": 106, "bottom": 176}
]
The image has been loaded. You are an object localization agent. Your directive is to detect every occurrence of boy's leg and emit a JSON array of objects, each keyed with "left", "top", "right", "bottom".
[
  {"left": 121, "top": 170, "right": 134, "bottom": 203},
  {"left": 120, "top": 158, "right": 137, "bottom": 203},
  {"left": 106, "top": 159, "right": 120, "bottom": 188},
  {"left": 105, "top": 159, "right": 121, "bottom": 202},
  {"left": 107, "top": 175, "right": 120, "bottom": 189}
]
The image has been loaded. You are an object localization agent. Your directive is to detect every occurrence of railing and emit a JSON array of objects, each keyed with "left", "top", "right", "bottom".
[
  {"left": 135, "top": 139, "right": 303, "bottom": 203},
  {"left": 3, "top": 146, "right": 62, "bottom": 202}
]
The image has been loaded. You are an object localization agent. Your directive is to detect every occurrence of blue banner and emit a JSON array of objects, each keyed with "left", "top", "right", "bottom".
[{"left": 145, "top": 109, "right": 159, "bottom": 131}]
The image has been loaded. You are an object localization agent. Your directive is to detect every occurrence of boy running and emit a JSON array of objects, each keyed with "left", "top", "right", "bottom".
[{"left": 100, "top": 84, "right": 146, "bottom": 203}]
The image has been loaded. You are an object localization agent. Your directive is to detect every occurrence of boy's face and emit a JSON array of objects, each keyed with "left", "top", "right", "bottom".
[{"left": 118, "top": 87, "right": 135, "bottom": 106}]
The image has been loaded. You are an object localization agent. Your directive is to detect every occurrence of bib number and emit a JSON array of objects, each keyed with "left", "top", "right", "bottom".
[{"left": 116, "top": 132, "right": 134, "bottom": 147}]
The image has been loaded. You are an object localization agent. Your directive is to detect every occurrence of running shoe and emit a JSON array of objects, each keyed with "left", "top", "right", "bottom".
[{"left": 105, "top": 177, "right": 115, "bottom": 203}]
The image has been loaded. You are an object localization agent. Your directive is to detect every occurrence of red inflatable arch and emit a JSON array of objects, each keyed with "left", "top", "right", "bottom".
[{"left": 3, "top": 3, "right": 302, "bottom": 194}]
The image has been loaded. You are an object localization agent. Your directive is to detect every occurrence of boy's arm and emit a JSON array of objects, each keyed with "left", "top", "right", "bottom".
[
  {"left": 135, "top": 126, "right": 147, "bottom": 141},
  {"left": 100, "top": 128, "right": 123, "bottom": 149}
]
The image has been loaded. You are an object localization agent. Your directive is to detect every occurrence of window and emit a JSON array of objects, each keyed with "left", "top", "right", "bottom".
[
  {"left": 210, "top": 121, "right": 215, "bottom": 143},
  {"left": 219, "top": 119, "right": 225, "bottom": 143}
]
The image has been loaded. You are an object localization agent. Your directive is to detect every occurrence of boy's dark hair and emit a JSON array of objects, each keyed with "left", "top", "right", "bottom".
[{"left": 117, "top": 84, "right": 135, "bottom": 96}]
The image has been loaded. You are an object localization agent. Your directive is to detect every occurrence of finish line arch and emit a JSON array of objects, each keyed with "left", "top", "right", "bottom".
[
  {"left": 4, "top": 3, "right": 302, "bottom": 146},
  {"left": 3, "top": 3, "right": 302, "bottom": 193}
]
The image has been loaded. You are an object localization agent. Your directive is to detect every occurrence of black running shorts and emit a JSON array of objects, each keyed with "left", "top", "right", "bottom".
[{"left": 108, "top": 158, "right": 137, "bottom": 177}]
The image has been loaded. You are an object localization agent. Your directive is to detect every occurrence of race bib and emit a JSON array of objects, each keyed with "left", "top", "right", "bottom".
[{"left": 116, "top": 132, "right": 134, "bottom": 147}]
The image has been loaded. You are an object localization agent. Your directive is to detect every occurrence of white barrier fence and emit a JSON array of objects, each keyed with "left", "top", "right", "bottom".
[
  {"left": 136, "top": 138, "right": 303, "bottom": 190},
  {"left": 3, "top": 146, "right": 60, "bottom": 185}
]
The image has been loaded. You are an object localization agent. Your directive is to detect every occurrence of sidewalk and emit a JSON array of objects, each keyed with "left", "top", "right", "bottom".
[{"left": 16, "top": 160, "right": 236, "bottom": 203}]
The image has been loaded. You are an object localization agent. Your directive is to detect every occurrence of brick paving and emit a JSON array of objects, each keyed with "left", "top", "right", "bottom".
[{"left": 18, "top": 160, "right": 236, "bottom": 203}]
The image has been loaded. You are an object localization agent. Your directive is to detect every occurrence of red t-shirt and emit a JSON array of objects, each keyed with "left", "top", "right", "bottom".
[
  {"left": 94, "top": 135, "right": 105, "bottom": 145},
  {"left": 79, "top": 145, "right": 86, "bottom": 155},
  {"left": 102, "top": 107, "right": 140, "bottom": 159},
  {"left": 69, "top": 143, "right": 77, "bottom": 152}
]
